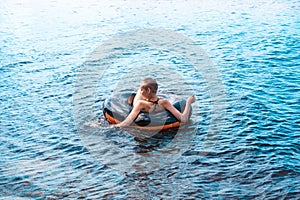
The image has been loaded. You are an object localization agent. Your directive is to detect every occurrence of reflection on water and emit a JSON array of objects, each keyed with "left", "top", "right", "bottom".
[{"left": 1, "top": 0, "right": 299, "bottom": 199}]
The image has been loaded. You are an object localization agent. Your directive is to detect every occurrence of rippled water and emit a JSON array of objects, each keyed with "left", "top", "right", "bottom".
[{"left": 1, "top": 0, "right": 299, "bottom": 199}]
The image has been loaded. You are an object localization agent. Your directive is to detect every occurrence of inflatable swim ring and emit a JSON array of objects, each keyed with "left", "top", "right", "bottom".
[{"left": 103, "top": 93, "right": 191, "bottom": 131}]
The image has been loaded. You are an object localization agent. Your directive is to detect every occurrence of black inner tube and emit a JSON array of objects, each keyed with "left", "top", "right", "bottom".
[{"left": 103, "top": 93, "right": 191, "bottom": 127}]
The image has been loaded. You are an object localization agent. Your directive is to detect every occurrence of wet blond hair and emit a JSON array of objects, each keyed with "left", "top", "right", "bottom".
[{"left": 141, "top": 78, "right": 158, "bottom": 94}]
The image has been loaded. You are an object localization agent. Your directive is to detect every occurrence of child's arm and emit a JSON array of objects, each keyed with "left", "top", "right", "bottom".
[
  {"left": 162, "top": 95, "right": 195, "bottom": 123},
  {"left": 111, "top": 101, "right": 143, "bottom": 128}
]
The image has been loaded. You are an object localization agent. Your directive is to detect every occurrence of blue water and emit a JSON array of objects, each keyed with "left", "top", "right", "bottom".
[{"left": 1, "top": 0, "right": 299, "bottom": 199}]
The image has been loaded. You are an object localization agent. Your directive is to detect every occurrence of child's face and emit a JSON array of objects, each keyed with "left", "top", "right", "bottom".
[{"left": 140, "top": 82, "right": 151, "bottom": 98}]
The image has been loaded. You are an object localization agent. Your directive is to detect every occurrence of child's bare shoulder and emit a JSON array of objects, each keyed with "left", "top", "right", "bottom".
[{"left": 159, "top": 98, "right": 170, "bottom": 105}]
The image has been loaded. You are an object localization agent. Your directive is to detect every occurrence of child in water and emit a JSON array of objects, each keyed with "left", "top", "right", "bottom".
[{"left": 111, "top": 78, "right": 195, "bottom": 128}]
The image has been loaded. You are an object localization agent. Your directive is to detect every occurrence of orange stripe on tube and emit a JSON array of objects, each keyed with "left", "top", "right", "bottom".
[{"left": 104, "top": 112, "right": 181, "bottom": 131}]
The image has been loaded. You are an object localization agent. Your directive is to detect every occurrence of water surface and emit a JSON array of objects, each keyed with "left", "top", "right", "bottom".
[{"left": 0, "top": 0, "right": 299, "bottom": 199}]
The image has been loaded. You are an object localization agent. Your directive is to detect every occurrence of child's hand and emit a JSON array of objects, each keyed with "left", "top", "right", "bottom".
[
  {"left": 108, "top": 124, "right": 119, "bottom": 128},
  {"left": 187, "top": 95, "right": 196, "bottom": 104}
]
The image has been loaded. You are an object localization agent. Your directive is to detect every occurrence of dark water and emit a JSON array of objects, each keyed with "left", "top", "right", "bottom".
[{"left": 1, "top": 0, "right": 299, "bottom": 199}]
